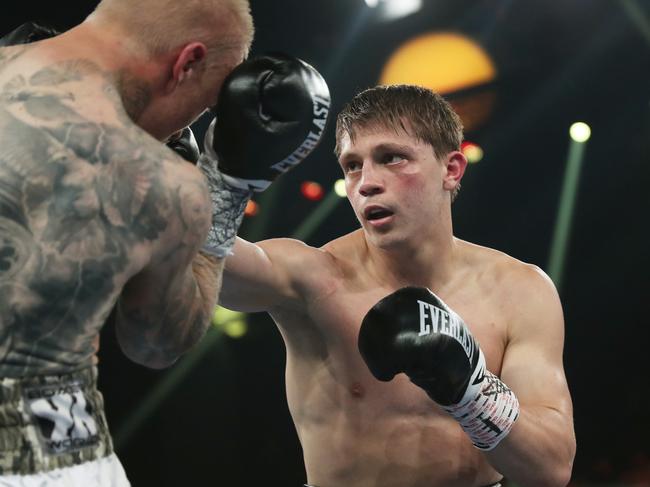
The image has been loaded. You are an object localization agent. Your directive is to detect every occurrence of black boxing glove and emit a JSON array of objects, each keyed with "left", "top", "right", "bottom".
[
  {"left": 166, "top": 127, "right": 200, "bottom": 164},
  {"left": 358, "top": 287, "right": 519, "bottom": 450},
  {"left": 0, "top": 21, "right": 59, "bottom": 46},
  {"left": 198, "top": 53, "right": 330, "bottom": 257}
]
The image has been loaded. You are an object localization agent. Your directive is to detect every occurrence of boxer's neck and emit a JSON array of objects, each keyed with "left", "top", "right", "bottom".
[
  {"left": 54, "top": 21, "right": 164, "bottom": 112},
  {"left": 362, "top": 224, "right": 459, "bottom": 289}
]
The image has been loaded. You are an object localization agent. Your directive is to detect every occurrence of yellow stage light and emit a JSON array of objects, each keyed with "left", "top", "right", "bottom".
[
  {"left": 380, "top": 32, "right": 497, "bottom": 132},
  {"left": 380, "top": 32, "right": 496, "bottom": 94}
]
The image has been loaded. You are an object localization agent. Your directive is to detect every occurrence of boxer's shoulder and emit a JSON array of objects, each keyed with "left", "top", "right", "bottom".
[
  {"left": 454, "top": 238, "right": 561, "bottom": 336},
  {"left": 321, "top": 229, "right": 366, "bottom": 272},
  {"left": 454, "top": 238, "right": 543, "bottom": 288}
]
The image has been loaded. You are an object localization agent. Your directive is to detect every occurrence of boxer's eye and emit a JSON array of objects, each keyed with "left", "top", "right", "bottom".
[
  {"left": 382, "top": 153, "right": 406, "bottom": 164},
  {"left": 344, "top": 161, "right": 362, "bottom": 173}
]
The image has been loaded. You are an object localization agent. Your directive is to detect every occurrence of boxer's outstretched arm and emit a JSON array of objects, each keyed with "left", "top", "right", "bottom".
[
  {"left": 116, "top": 158, "right": 222, "bottom": 369},
  {"left": 219, "top": 236, "right": 327, "bottom": 313},
  {"left": 485, "top": 265, "right": 575, "bottom": 486}
]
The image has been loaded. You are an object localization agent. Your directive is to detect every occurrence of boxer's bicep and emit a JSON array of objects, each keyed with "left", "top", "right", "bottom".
[
  {"left": 485, "top": 265, "right": 576, "bottom": 480},
  {"left": 499, "top": 265, "right": 574, "bottom": 439},
  {"left": 220, "top": 237, "right": 320, "bottom": 312}
]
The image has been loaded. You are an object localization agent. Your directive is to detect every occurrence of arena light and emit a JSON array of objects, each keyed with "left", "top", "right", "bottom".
[
  {"left": 379, "top": 32, "right": 497, "bottom": 132},
  {"left": 381, "top": 0, "right": 422, "bottom": 20},
  {"left": 223, "top": 320, "right": 247, "bottom": 338},
  {"left": 244, "top": 199, "right": 259, "bottom": 217},
  {"left": 212, "top": 306, "right": 248, "bottom": 338},
  {"left": 115, "top": 327, "right": 225, "bottom": 448},
  {"left": 547, "top": 124, "right": 590, "bottom": 292},
  {"left": 364, "top": 0, "right": 422, "bottom": 20},
  {"left": 569, "top": 122, "right": 591, "bottom": 143},
  {"left": 292, "top": 181, "right": 347, "bottom": 240},
  {"left": 300, "top": 181, "right": 325, "bottom": 201},
  {"left": 461, "top": 141, "right": 484, "bottom": 164},
  {"left": 620, "top": 0, "right": 650, "bottom": 47},
  {"left": 334, "top": 179, "right": 347, "bottom": 197}
]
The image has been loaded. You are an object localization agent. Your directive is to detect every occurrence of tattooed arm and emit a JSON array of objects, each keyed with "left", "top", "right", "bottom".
[{"left": 115, "top": 158, "right": 223, "bottom": 369}]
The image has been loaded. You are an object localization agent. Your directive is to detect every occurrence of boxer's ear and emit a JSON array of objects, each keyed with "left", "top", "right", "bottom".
[
  {"left": 166, "top": 42, "right": 208, "bottom": 93},
  {"left": 442, "top": 150, "right": 467, "bottom": 194}
]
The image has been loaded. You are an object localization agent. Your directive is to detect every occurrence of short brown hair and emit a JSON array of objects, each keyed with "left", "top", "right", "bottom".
[{"left": 335, "top": 84, "right": 463, "bottom": 160}]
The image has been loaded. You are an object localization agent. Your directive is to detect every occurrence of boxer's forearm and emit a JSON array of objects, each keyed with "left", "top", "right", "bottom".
[
  {"left": 485, "top": 406, "right": 575, "bottom": 487},
  {"left": 115, "top": 255, "right": 223, "bottom": 369}
]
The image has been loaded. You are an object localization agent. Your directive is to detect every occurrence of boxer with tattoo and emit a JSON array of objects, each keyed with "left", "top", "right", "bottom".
[{"left": 0, "top": 1, "right": 253, "bottom": 484}]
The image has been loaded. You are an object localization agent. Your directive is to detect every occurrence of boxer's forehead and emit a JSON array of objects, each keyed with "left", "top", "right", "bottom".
[{"left": 337, "top": 123, "right": 422, "bottom": 161}]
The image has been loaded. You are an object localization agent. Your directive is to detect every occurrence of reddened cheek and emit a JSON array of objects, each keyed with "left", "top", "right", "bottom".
[{"left": 399, "top": 172, "right": 428, "bottom": 193}]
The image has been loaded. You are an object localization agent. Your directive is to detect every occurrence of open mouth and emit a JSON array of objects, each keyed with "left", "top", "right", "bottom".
[{"left": 364, "top": 207, "right": 394, "bottom": 221}]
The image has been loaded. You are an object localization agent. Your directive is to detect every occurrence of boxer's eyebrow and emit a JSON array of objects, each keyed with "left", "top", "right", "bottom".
[
  {"left": 338, "top": 150, "right": 360, "bottom": 166},
  {"left": 372, "top": 142, "right": 413, "bottom": 154}
]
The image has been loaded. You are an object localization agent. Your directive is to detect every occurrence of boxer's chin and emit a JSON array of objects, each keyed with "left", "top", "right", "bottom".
[{"left": 363, "top": 227, "right": 406, "bottom": 251}]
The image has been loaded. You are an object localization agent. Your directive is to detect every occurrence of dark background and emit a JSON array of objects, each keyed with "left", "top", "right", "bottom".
[{"left": 3, "top": 0, "right": 650, "bottom": 485}]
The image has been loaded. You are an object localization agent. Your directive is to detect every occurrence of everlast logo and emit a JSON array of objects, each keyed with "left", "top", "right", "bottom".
[
  {"left": 416, "top": 299, "right": 476, "bottom": 361},
  {"left": 271, "top": 93, "right": 330, "bottom": 173}
]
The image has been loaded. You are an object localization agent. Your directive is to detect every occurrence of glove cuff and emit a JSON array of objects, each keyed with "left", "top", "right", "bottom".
[
  {"left": 197, "top": 154, "right": 251, "bottom": 258},
  {"left": 203, "top": 118, "right": 271, "bottom": 192},
  {"left": 444, "top": 350, "right": 519, "bottom": 451}
]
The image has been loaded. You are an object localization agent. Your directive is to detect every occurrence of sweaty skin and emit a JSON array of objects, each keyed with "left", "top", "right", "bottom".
[
  {"left": 0, "top": 43, "right": 214, "bottom": 377},
  {"left": 220, "top": 126, "right": 574, "bottom": 486}
]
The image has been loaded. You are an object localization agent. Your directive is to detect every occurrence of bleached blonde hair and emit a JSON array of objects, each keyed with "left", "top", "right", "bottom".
[{"left": 90, "top": 0, "right": 253, "bottom": 58}]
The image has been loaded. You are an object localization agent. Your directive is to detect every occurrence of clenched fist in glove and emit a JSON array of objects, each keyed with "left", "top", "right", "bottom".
[
  {"left": 358, "top": 286, "right": 519, "bottom": 450},
  {"left": 198, "top": 53, "right": 330, "bottom": 258}
]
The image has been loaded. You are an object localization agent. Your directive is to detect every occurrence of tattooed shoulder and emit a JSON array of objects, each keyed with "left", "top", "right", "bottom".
[
  {"left": 0, "top": 55, "right": 214, "bottom": 375},
  {"left": 0, "top": 55, "right": 209, "bottom": 263}
]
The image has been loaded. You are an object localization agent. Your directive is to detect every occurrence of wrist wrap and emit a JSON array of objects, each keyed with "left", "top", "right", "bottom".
[{"left": 443, "top": 350, "right": 519, "bottom": 450}]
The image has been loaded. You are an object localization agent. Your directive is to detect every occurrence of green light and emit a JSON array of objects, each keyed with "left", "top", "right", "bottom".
[
  {"left": 547, "top": 129, "right": 589, "bottom": 292},
  {"left": 114, "top": 327, "right": 224, "bottom": 449},
  {"left": 213, "top": 306, "right": 247, "bottom": 338},
  {"left": 292, "top": 188, "right": 344, "bottom": 240},
  {"left": 223, "top": 319, "right": 247, "bottom": 338},
  {"left": 620, "top": 0, "right": 650, "bottom": 47},
  {"left": 212, "top": 306, "right": 244, "bottom": 327},
  {"left": 569, "top": 122, "right": 591, "bottom": 143},
  {"left": 334, "top": 179, "right": 347, "bottom": 197}
]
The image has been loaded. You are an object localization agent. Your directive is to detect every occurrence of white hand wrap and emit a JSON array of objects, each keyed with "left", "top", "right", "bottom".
[
  {"left": 443, "top": 349, "right": 520, "bottom": 451},
  {"left": 198, "top": 127, "right": 251, "bottom": 258}
]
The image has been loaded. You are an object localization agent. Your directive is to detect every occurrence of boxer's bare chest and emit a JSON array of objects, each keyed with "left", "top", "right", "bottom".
[
  {"left": 278, "top": 252, "right": 509, "bottom": 413},
  {"left": 296, "top": 265, "right": 507, "bottom": 374},
  {"left": 278, "top": 255, "right": 507, "bottom": 485}
]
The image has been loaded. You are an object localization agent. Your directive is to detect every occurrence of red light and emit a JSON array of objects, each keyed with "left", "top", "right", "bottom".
[
  {"left": 244, "top": 200, "right": 259, "bottom": 217},
  {"left": 300, "top": 181, "right": 324, "bottom": 201}
]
